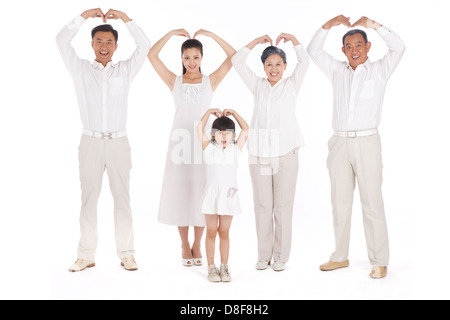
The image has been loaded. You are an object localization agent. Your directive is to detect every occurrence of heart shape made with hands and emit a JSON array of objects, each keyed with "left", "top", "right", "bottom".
[
  {"left": 87, "top": 8, "right": 127, "bottom": 23},
  {"left": 209, "top": 109, "right": 234, "bottom": 118},
  {"left": 331, "top": 15, "right": 381, "bottom": 30},
  {"left": 253, "top": 33, "right": 301, "bottom": 47}
]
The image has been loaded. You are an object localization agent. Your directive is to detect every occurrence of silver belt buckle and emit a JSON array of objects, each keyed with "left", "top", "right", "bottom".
[
  {"left": 101, "top": 132, "right": 113, "bottom": 140},
  {"left": 347, "top": 131, "right": 357, "bottom": 138}
]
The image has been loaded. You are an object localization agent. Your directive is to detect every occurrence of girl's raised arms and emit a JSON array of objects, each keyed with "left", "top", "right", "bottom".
[
  {"left": 197, "top": 108, "right": 223, "bottom": 151},
  {"left": 223, "top": 109, "right": 249, "bottom": 151}
]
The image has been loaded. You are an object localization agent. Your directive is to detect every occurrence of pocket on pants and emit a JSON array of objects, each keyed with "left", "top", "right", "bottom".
[
  {"left": 327, "top": 136, "right": 339, "bottom": 152},
  {"left": 78, "top": 135, "right": 92, "bottom": 152}
]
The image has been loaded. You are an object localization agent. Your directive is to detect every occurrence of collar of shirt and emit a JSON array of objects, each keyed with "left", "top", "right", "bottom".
[
  {"left": 211, "top": 142, "right": 236, "bottom": 152},
  {"left": 346, "top": 57, "right": 371, "bottom": 72},
  {"left": 92, "top": 60, "right": 117, "bottom": 70}
]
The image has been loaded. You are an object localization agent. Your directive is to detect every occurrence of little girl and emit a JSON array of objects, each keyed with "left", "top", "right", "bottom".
[{"left": 197, "top": 108, "right": 249, "bottom": 282}]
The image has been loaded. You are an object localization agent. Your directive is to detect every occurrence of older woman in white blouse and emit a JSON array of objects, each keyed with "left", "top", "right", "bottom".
[{"left": 232, "top": 34, "right": 309, "bottom": 271}]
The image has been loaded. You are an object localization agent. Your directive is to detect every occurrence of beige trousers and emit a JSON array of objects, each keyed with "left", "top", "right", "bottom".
[
  {"left": 249, "top": 149, "right": 299, "bottom": 263},
  {"left": 327, "top": 133, "right": 389, "bottom": 266},
  {"left": 77, "top": 135, "right": 134, "bottom": 261}
]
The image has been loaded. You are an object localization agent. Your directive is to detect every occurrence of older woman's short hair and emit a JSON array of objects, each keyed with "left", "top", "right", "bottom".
[{"left": 261, "top": 46, "right": 287, "bottom": 64}]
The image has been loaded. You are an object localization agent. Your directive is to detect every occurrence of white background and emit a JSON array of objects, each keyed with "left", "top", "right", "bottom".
[{"left": 0, "top": 0, "right": 449, "bottom": 300}]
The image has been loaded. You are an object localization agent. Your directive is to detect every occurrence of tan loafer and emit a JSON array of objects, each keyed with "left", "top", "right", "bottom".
[
  {"left": 320, "top": 260, "right": 349, "bottom": 271},
  {"left": 121, "top": 256, "right": 138, "bottom": 271},
  {"left": 370, "top": 266, "right": 387, "bottom": 279},
  {"left": 69, "top": 259, "right": 95, "bottom": 272}
]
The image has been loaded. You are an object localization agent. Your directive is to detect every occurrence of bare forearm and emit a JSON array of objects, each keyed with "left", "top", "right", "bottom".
[
  {"left": 210, "top": 33, "right": 236, "bottom": 57},
  {"left": 148, "top": 31, "right": 173, "bottom": 58},
  {"left": 245, "top": 38, "right": 261, "bottom": 50},
  {"left": 199, "top": 111, "right": 212, "bottom": 132},
  {"left": 224, "top": 110, "right": 249, "bottom": 131}
]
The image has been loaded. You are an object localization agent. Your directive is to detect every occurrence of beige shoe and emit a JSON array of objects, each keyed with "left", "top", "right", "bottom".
[
  {"left": 220, "top": 264, "right": 231, "bottom": 282},
  {"left": 320, "top": 260, "right": 350, "bottom": 271},
  {"left": 272, "top": 261, "right": 286, "bottom": 272},
  {"left": 69, "top": 259, "right": 95, "bottom": 272},
  {"left": 370, "top": 266, "right": 387, "bottom": 279},
  {"left": 256, "top": 260, "right": 271, "bottom": 270},
  {"left": 121, "top": 256, "right": 138, "bottom": 271},
  {"left": 208, "top": 265, "right": 221, "bottom": 282}
]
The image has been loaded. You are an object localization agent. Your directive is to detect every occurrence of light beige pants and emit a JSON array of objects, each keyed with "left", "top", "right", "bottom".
[
  {"left": 327, "top": 133, "right": 389, "bottom": 266},
  {"left": 249, "top": 149, "right": 299, "bottom": 263},
  {"left": 77, "top": 135, "right": 134, "bottom": 261}
]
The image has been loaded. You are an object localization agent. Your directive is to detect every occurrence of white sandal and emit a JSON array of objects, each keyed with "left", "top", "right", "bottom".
[
  {"left": 182, "top": 258, "right": 194, "bottom": 267},
  {"left": 193, "top": 257, "right": 203, "bottom": 266},
  {"left": 191, "top": 249, "right": 203, "bottom": 266}
]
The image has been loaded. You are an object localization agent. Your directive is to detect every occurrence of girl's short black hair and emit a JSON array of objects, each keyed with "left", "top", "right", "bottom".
[
  {"left": 342, "top": 29, "right": 368, "bottom": 46},
  {"left": 181, "top": 39, "right": 203, "bottom": 74},
  {"left": 211, "top": 116, "right": 236, "bottom": 133},
  {"left": 211, "top": 117, "right": 236, "bottom": 144},
  {"left": 91, "top": 24, "right": 119, "bottom": 43},
  {"left": 261, "top": 46, "right": 287, "bottom": 64}
]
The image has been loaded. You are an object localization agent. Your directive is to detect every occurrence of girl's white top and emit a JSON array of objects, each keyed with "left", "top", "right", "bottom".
[
  {"left": 232, "top": 45, "right": 310, "bottom": 158},
  {"left": 158, "top": 75, "right": 214, "bottom": 227},
  {"left": 200, "top": 143, "right": 242, "bottom": 216}
]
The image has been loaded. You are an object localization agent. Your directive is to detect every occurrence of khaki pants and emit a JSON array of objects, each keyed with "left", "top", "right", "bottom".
[
  {"left": 77, "top": 135, "right": 134, "bottom": 261},
  {"left": 249, "top": 149, "right": 299, "bottom": 263},
  {"left": 327, "top": 133, "right": 389, "bottom": 266}
]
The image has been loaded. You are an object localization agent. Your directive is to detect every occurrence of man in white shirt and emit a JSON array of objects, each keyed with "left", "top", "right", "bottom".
[
  {"left": 307, "top": 16, "right": 405, "bottom": 279},
  {"left": 56, "top": 8, "right": 151, "bottom": 272}
]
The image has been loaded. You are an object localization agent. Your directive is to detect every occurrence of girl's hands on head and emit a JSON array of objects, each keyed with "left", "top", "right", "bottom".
[
  {"left": 222, "top": 109, "right": 235, "bottom": 117},
  {"left": 209, "top": 108, "right": 223, "bottom": 118}
]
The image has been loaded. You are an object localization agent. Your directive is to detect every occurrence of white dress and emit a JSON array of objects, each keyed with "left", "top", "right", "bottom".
[
  {"left": 200, "top": 143, "right": 242, "bottom": 216},
  {"left": 158, "top": 75, "right": 214, "bottom": 226}
]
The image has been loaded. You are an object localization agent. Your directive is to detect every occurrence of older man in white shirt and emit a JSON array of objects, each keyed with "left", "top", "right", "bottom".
[
  {"left": 307, "top": 16, "right": 405, "bottom": 279},
  {"left": 56, "top": 8, "right": 151, "bottom": 272}
]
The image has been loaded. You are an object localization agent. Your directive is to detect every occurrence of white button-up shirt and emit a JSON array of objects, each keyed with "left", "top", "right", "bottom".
[
  {"left": 232, "top": 45, "right": 309, "bottom": 158},
  {"left": 307, "top": 26, "right": 405, "bottom": 131},
  {"left": 56, "top": 15, "right": 151, "bottom": 133}
]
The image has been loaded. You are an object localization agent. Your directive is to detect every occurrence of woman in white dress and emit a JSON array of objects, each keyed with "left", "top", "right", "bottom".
[{"left": 148, "top": 29, "right": 235, "bottom": 266}]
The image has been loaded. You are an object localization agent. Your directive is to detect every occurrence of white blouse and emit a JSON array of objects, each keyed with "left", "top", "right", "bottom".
[
  {"left": 232, "top": 45, "right": 310, "bottom": 158},
  {"left": 203, "top": 143, "right": 241, "bottom": 188}
]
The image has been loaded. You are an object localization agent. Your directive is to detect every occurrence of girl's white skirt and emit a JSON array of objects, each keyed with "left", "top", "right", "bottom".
[{"left": 200, "top": 185, "right": 242, "bottom": 216}]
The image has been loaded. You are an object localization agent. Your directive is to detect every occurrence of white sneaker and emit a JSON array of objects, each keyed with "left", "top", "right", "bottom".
[
  {"left": 272, "top": 261, "right": 286, "bottom": 272},
  {"left": 121, "top": 256, "right": 138, "bottom": 271},
  {"left": 256, "top": 260, "right": 271, "bottom": 270},
  {"left": 208, "top": 265, "right": 221, "bottom": 282},
  {"left": 220, "top": 264, "right": 231, "bottom": 282},
  {"left": 69, "top": 259, "right": 95, "bottom": 272}
]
